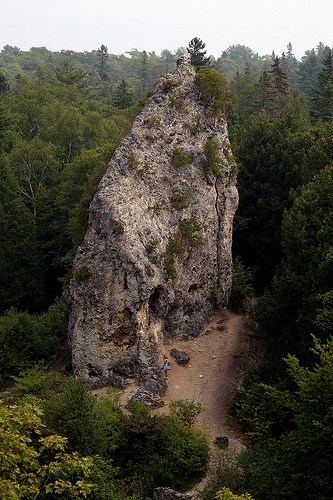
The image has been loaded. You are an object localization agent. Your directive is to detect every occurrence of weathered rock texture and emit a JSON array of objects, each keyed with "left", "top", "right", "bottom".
[{"left": 67, "top": 57, "right": 238, "bottom": 396}]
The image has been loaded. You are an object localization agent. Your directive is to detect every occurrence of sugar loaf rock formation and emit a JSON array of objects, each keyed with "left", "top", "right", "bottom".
[{"left": 67, "top": 57, "right": 238, "bottom": 400}]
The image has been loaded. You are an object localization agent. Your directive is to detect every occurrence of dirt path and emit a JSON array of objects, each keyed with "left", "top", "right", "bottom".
[{"left": 157, "top": 309, "right": 260, "bottom": 452}]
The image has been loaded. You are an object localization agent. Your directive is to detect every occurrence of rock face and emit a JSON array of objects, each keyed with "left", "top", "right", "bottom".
[{"left": 67, "top": 57, "right": 238, "bottom": 395}]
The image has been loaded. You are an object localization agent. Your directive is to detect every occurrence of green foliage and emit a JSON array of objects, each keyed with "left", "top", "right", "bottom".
[
  {"left": 171, "top": 147, "right": 193, "bottom": 168},
  {"left": 145, "top": 265, "right": 155, "bottom": 277},
  {"left": 169, "top": 399, "right": 203, "bottom": 426},
  {"left": 128, "top": 152, "right": 139, "bottom": 167},
  {"left": 164, "top": 233, "right": 185, "bottom": 279},
  {"left": 0, "top": 400, "right": 94, "bottom": 498},
  {"left": 199, "top": 450, "right": 245, "bottom": 500},
  {"left": 236, "top": 337, "right": 333, "bottom": 499},
  {"left": 145, "top": 239, "right": 159, "bottom": 255},
  {"left": 162, "top": 79, "right": 181, "bottom": 92},
  {"left": 112, "top": 224, "right": 125, "bottom": 234},
  {"left": 169, "top": 193, "right": 191, "bottom": 210},
  {"left": 180, "top": 217, "right": 203, "bottom": 246},
  {"left": 203, "top": 139, "right": 222, "bottom": 176},
  {"left": 187, "top": 37, "right": 211, "bottom": 69},
  {"left": 184, "top": 116, "right": 204, "bottom": 135},
  {"left": 216, "top": 488, "right": 255, "bottom": 500},
  {"left": 42, "top": 377, "right": 97, "bottom": 455},
  {"left": 0, "top": 300, "right": 68, "bottom": 388},
  {"left": 11, "top": 364, "right": 66, "bottom": 399},
  {"left": 112, "top": 79, "right": 134, "bottom": 109},
  {"left": 228, "top": 257, "right": 254, "bottom": 312},
  {"left": 196, "top": 67, "right": 233, "bottom": 115},
  {"left": 310, "top": 48, "right": 333, "bottom": 122},
  {"left": 72, "top": 264, "right": 91, "bottom": 281}
]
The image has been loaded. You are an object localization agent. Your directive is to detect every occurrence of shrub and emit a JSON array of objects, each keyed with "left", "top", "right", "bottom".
[
  {"left": 203, "top": 139, "right": 222, "bottom": 176},
  {"left": 169, "top": 399, "right": 203, "bottom": 426},
  {"left": 199, "top": 450, "right": 244, "bottom": 500},
  {"left": 164, "top": 233, "right": 185, "bottom": 280},
  {"left": 11, "top": 365, "right": 65, "bottom": 399},
  {"left": 162, "top": 79, "right": 181, "bottom": 93},
  {"left": 145, "top": 265, "right": 155, "bottom": 277},
  {"left": 72, "top": 264, "right": 91, "bottom": 281},
  {"left": 196, "top": 67, "right": 233, "bottom": 115},
  {"left": 0, "top": 300, "right": 68, "bottom": 388},
  {"left": 42, "top": 377, "right": 97, "bottom": 455},
  {"left": 170, "top": 193, "right": 191, "bottom": 210},
  {"left": 0, "top": 400, "right": 94, "bottom": 498},
  {"left": 181, "top": 217, "right": 203, "bottom": 246},
  {"left": 145, "top": 239, "right": 159, "bottom": 255},
  {"left": 112, "top": 224, "right": 124, "bottom": 234},
  {"left": 127, "top": 152, "right": 138, "bottom": 167},
  {"left": 171, "top": 147, "right": 193, "bottom": 168},
  {"left": 184, "top": 116, "right": 204, "bottom": 135}
]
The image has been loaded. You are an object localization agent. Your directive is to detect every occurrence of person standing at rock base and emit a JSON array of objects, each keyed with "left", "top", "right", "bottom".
[{"left": 162, "top": 359, "right": 170, "bottom": 379}]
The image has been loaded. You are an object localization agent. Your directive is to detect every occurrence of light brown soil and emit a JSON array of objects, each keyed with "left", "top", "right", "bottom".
[{"left": 157, "top": 308, "right": 260, "bottom": 452}]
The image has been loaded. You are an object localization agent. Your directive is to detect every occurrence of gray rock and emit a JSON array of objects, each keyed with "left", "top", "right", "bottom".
[
  {"left": 215, "top": 435, "right": 229, "bottom": 449},
  {"left": 170, "top": 348, "right": 190, "bottom": 364},
  {"left": 128, "top": 387, "right": 165, "bottom": 408},
  {"left": 153, "top": 487, "right": 193, "bottom": 499},
  {"left": 67, "top": 58, "right": 238, "bottom": 397}
]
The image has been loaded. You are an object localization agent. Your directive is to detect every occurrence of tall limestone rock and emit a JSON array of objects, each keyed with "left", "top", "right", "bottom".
[{"left": 67, "top": 57, "right": 238, "bottom": 399}]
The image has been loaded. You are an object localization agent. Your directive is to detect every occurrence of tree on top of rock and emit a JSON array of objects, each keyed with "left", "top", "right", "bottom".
[{"left": 187, "top": 37, "right": 211, "bottom": 70}]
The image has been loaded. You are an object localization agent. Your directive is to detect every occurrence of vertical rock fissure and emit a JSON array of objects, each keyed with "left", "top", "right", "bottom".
[{"left": 214, "top": 177, "right": 222, "bottom": 303}]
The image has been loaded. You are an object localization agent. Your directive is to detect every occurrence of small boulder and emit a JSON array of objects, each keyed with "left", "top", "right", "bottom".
[
  {"left": 170, "top": 348, "right": 190, "bottom": 364},
  {"left": 215, "top": 435, "right": 229, "bottom": 449}
]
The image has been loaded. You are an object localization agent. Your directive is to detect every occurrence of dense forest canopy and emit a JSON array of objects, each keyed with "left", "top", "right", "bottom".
[{"left": 1, "top": 39, "right": 333, "bottom": 498}]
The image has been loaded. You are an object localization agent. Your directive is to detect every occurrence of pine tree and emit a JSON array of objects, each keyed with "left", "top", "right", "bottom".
[
  {"left": 187, "top": 37, "right": 211, "bottom": 69},
  {"left": 97, "top": 44, "right": 109, "bottom": 80},
  {"left": 112, "top": 79, "right": 134, "bottom": 109},
  {"left": 311, "top": 49, "right": 333, "bottom": 122},
  {"left": 271, "top": 56, "right": 289, "bottom": 94}
]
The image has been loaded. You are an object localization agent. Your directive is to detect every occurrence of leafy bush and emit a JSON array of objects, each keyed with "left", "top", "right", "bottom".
[
  {"left": 162, "top": 79, "right": 181, "bottom": 92},
  {"left": 196, "top": 67, "right": 233, "bottom": 115},
  {"left": 72, "top": 264, "right": 91, "bottom": 281},
  {"left": 11, "top": 364, "right": 65, "bottom": 399},
  {"left": 169, "top": 399, "right": 203, "bottom": 425},
  {"left": 171, "top": 147, "right": 193, "bottom": 168},
  {"left": 0, "top": 300, "right": 68, "bottom": 387},
  {"left": 170, "top": 193, "right": 191, "bottom": 210},
  {"left": 164, "top": 233, "right": 185, "bottom": 279},
  {"left": 0, "top": 400, "right": 94, "bottom": 498},
  {"left": 184, "top": 116, "right": 204, "bottom": 135},
  {"left": 180, "top": 217, "right": 203, "bottom": 246},
  {"left": 203, "top": 139, "right": 222, "bottom": 176}
]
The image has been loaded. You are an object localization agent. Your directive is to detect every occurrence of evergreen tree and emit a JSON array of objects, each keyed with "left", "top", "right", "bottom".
[
  {"left": 310, "top": 48, "right": 333, "bottom": 122},
  {"left": 112, "top": 79, "right": 134, "bottom": 109},
  {"left": 187, "top": 37, "right": 211, "bottom": 69},
  {"left": 0, "top": 71, "right": 9, "bottom": 94},
  {"left": 251, "top": 71, "right": 279, "bottom": 116},
  {"left": 97, "top": 44, "right": 109, "bottom": 80},
  {"left": 271, "top": 56, "right": 289, "bottom": 94},
  {"left": 140, "top": 50, "right": 149, "bottom": 94},
  {"left": 54, "top": 60, "right": 87, "bottom": 88},
  {"left": 297, "top": 48, "right": 320, "bottom": 94}
]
